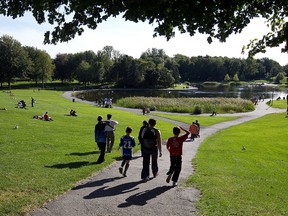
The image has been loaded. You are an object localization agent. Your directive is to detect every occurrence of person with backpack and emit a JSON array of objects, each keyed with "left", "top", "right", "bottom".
[
  {"left": 141, "top": 118, "right": 162, "bottom": 181},
  {"left": 95, "top": 116, "right": 107, "bottom": 164}
]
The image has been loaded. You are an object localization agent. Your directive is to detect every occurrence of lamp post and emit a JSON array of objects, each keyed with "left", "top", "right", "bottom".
[
  {"left": 271, "top": 87, "right": 274, "bottom": 106},
  {"left": 286, "top": 95, "right": 288, "bottom": 116}
]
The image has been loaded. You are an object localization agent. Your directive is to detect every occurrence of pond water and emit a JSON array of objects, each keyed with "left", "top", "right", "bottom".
[{"left": 78, "top": 84, "right": 288, "bottom": 103}]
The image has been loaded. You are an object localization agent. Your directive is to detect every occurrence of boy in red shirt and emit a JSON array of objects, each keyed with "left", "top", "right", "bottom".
[{"left": 166, "top": 126, "right": 190, "bottom": 186}]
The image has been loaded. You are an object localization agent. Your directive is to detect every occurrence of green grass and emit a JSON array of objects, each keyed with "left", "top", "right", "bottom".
[
  {"left": 151, "top": 113, "right": 240, "bottom": 126},
  {"left": 187, "top": 113, "right": 288, "bottom": 215},
  {"left": 269, "top": 98, "right": 288, "bottom": 109},
  {"left": 0, "top": 89, "right": 178, "bottom": 215},
  {"left": 1, "top": 89, "right": 287, "bottom": 215}
]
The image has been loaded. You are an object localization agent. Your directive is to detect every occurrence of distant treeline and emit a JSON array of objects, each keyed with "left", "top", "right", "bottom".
[{"left": 1, "top": 35, "right": 287, "bottom": 89}]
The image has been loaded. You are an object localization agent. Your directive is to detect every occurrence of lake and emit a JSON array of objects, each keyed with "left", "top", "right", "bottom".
[{"left": 78, "top": 84, "right": 288, "bottom": 103}]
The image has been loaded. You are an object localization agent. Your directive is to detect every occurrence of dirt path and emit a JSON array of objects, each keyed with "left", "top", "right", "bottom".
[{"left": 28, "top": 92, "right": 285, "bottom": 216}]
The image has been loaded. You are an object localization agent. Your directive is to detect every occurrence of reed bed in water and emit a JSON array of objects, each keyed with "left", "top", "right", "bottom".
[{"left": 115, "top": 97, "right": 255, "bottom": 114}]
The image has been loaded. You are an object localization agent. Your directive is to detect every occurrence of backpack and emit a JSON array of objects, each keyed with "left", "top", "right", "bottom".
[{"left": 142, "top": 127, "right": 158, "bottom": 149}]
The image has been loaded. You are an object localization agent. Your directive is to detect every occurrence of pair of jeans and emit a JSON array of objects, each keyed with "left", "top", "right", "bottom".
[
  {"left": 141, "top": 147, "right": 158, "bottom": 179},
  {"left": 106, "top": 131, "right": 115, "bottom": 152},
  {"left": 97, "top": 142, "right": 106, "bottom": 163},
  {"left": 167, "top": 155, "right": 182, "bottom": 182}
]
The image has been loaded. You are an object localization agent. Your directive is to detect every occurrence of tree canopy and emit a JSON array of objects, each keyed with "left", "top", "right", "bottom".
[{"left": 0, "top": 1, "right": 288, "bottom": 56}]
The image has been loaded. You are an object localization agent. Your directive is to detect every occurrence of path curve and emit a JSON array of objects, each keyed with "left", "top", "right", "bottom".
[{"left": 29, "top": 91, "right": 285, "bottom": 216}]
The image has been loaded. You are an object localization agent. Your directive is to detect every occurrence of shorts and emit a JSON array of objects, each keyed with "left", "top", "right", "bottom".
[{"left": 122, "top": 155, "right": 132, "bottom": 160}]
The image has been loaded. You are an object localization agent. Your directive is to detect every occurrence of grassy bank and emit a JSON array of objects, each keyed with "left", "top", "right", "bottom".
[
  {"left": 116, "top": 97, "right": 255, "bottom": 114},
  {"left": 187, "top": 113, "right": 288, "bottom": 215},
  {"left": 0, "top": 89, "right": 178, "bottom": 215}
]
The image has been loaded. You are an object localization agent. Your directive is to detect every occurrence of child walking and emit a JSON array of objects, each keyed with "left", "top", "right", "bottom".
[
  {"left": 119, "top": 126, "right": 136, "bottom": 177},
  {"left": 166, "top": 125, "right": 190, "bottom": 186}
]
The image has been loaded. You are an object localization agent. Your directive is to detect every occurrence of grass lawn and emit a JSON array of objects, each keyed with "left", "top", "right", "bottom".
[
  {"left": 187, "top": 113, "right": 288, "bottom": 215},
  {"left": 151, "top": 113, "right": 240, "bottom": 126},
  {"left": 1, "top": 89, "right": 286, "bottom": 215},
  {"left": 0, "top": 89, "right": 179, "bottom": 215},
  {"left": 270, "top": 98, "right": 288, "bottom": 109}
]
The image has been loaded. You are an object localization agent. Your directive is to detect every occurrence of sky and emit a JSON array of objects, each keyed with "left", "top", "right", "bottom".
[{"left": 1, "top": 12, "right": 288, "bottom": 66}]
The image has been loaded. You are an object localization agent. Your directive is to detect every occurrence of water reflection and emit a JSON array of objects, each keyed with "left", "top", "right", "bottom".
[{"left": 78, "top": 85, "right": 287, "bottom": 103}]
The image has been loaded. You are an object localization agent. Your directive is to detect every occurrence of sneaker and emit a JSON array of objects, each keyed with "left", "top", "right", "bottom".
[
  {"left": 142, "top": 177, "right": 149, "bottom": 182},
  {"left": 172, "top": 181, "right": 178, "bottom": 186},
  {"left": 166, "top": 174, "right": 172, "bottom": 183},
  {"left": 119, "top": 167, "right": 123, "bottom": 174}
]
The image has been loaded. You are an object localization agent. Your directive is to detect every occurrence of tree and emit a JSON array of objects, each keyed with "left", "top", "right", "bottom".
[
  {"left": 232, "top": 74, "right": 239, "bottom": 82},
  {"left": 224, "top": 74, "right": 231, "bottom": 82},
  {"left": 1, "top": 1, "right": 288, "bottom": 56},
  {"left": 75, "top": 60, "right": 92, "bottom": 85},
  {"left": 275, "top": 72, "right": 285, "bottom": 84},
  {"left": 53, "top": 53, "right": 75, "bottom": 83},
  {"left": 0, "top": 35, "right": 31, "bottom": 88},
  {"left": 24, "top": 46, "right": 54, "bottom": 86}
]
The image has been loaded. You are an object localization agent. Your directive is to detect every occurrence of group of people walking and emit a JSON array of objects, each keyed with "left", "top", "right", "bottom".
[
  {"left": 94, "top": 114, "right": 119, "bottom": 164},
  {"left": 94, "top": 115, "right": 200, "bottom": 186}
]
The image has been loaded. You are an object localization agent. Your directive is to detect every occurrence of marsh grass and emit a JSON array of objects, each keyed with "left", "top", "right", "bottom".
[
  {"left": 187, "top": 113, "right": 288, "bottom": 215},
  {"left": 116, "top": 97, "right": 255, "bottom": 114}
]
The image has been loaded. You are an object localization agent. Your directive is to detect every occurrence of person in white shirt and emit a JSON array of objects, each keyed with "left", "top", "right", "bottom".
[{"left": 105, "top": 114, "right": 118, "bottom": 153}]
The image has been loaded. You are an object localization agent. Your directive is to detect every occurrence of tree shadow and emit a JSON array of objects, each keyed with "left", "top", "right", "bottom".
[
  {"left": 118, "top": 186, "right": 173, "bottom": 207},
  {"left": 83, "top": 180, "right": 144, "bottom": 199},
  {"left": 67, "top": 151, "right": 98, "bottom": 156},
  {"left": 72, "top": 176, "right": 123, "bottom": 190},
  {"left": 45, "top": 161, "right": 90, "bottom": 169}
]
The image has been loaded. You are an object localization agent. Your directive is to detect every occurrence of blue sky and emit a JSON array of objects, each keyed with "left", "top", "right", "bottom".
[{"left": 1, "top": 12, "right": 288, "bottom": 66}]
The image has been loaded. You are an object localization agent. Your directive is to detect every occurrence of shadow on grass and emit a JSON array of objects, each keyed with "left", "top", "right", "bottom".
[
  {"left": 45, "top": 161, "right": 91, "bottom": 169},
  {"left": 67, "top": 151, "right": 99, "bottom": 156}
]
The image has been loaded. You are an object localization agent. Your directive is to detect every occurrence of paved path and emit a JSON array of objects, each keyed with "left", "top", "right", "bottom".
[{"left": 29, "top": 92, "right": 285, "bottom": 216}]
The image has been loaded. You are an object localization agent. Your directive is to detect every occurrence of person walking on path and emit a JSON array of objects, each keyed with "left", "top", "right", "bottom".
[
  {"left": 95, "top": 116, "right": 107, "bottom": 164},
  {"left": 141, "top": 118, "right": 162, "bottom": 181},
  {"left": 195, "top": 120, "right": 200, "bottom": 137},
  {"left": 138, "top": 120, "right": 148, "bottom": 156},
  {"left": 118, "top": 126, "right": 136, "bottom": 177},
  {"left": 189, "top": 122, "right": 199, "bottom": 141},
  {"left": 166, "top": 125, "right": 190, "bottom": 186},
  {"left": 105, "top": 114, "right": 118, "bottom": 153}
]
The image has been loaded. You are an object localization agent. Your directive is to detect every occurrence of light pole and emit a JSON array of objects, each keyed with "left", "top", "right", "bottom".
[
  {"left": 271, "top": 87, "right": 274, "bottom": 106},
  {"left": 286, "top": 95, "right": 288, "bottom": 116}
]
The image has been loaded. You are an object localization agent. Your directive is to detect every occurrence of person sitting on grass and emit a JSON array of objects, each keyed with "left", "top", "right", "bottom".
[
  {"left": 43, "top": 112, "right": 53, "bottom": 121},
  {"left": 33, "top": 115, "right": 43, "bottom": 120},
  {"left": 118, "top": 126, "right": 136, "bottom": 177},
  {"left": 70, "top": 109, "right": 77, "bottom": 116}
]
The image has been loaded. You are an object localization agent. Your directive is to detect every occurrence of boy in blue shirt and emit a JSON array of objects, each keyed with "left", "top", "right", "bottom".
[{"left": 119, "top": 126, "right": 136, "bottom": 177}]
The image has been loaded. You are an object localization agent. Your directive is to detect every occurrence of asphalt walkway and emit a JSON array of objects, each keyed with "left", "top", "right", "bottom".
[{"left": 28, "top": 92, "right": 285, "bottom": 216}]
